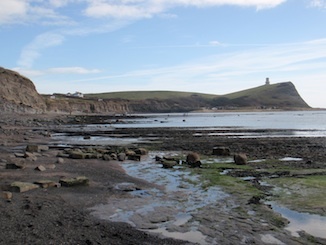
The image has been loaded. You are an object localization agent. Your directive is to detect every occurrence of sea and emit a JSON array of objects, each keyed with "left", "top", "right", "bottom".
[{"left": 114, "top": 110, "right": 326, "bottom": 138}]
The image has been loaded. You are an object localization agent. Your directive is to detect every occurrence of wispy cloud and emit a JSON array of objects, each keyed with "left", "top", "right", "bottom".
[
  {"left": 18, "top": 32, "right": 65, "bottom": 68},
  {"left": 309, "top": 0, "right": 326, "bottom": 8},
  {"left": 71, "top": 38, "right": 326, "bottom": 91},
  {"left": 14, "top": 66, "right": 100, "bottom": 77},
  {"left": 48, "top": 67, "right": 101, "bottom": 74}
]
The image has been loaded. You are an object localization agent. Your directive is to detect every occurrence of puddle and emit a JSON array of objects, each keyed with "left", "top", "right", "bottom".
[
  {"left": 268, "top": 202, "right": 326, "bottom": 239},
  {"left": 279, "top": 157, "right": 303, "bottom": 161},
  {"left": 90, "top": 152, "right": 229, "bottom": 244},
  {"left": 149, "top": 228, "right": 209, "bottom": 245},
  {"left": 51, "top": 133, "right": 151, "bottom": 146}
]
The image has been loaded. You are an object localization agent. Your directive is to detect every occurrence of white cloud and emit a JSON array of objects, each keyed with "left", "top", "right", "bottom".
[
  {"left": 83, "top": 0, "right": 287, "bottom": 19},
  {"left": 13, "top": 66, "right": 101, "bottom": 77},
  {"left": 48, "top": 67, "right": 101, "bottom": 74},
  {"left": 0, "top": 0, "right": 28, "bottom": 24},
  {"left": 18, "top": 32, "right": 65, "bottom": 68},
  {"left": 0, "top": 0, "right": 288, "bottom": 26},
  {"left": 309, "top": 0, "right": 326, "bottom": 8}
]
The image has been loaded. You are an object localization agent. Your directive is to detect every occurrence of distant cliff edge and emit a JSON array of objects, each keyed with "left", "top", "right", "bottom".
[
  {"left": 0, "top": 67, "right": 310, "bottom": 114},
  {"left": 0, "top": 67, "right": 46, "bottom": 113}
]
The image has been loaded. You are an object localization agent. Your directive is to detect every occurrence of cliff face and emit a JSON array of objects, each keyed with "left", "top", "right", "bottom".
[{"left": 0, "top": 67, "right": 46, "bottom": 113}]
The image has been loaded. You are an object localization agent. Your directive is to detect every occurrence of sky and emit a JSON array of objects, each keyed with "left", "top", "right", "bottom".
[{"left": 1, "top": 0, "right": 326, "bottom": 108}]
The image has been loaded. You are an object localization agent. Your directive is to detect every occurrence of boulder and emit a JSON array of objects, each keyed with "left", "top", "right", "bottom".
[
  {"left": 125, "top": 149, "right": 136, "bottom": 156},
  {"left": 234, "top": 153, "right": 248, "bottom": 165},
  {"left": 128, "top": 154, "right": 141, "bottom": 161},
  {"left": 102, "top": 154, "right": 111, "bottom": 161},
  {"left": 134, "top": 148, "right": 148, "bottom": 155},
  {"left": 186, "top": 152, "right": 201, "bottom": 168},
  {"left": 213, "top": 147, "right": 231, "bottom": 156},
  {"left": 110, "top": 153, "right": 118, "bottom": 160},
  {"left": 59, "top": 176, "right": 89, "bottom": 187},
  {"left": 118, "top": 152, "right": 126, "bottom": 161},
  {"left": 10, "top": 181, "right": 39, "bottom": 193}
]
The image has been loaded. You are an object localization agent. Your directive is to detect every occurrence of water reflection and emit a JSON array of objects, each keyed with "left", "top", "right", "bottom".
[{"left": 269, "top": 202, "right": 326, "bottom": 239}]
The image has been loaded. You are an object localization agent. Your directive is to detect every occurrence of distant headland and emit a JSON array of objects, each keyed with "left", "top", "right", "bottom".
[{"left": 0, "top": 67, "right": 310, "bottom": 114}]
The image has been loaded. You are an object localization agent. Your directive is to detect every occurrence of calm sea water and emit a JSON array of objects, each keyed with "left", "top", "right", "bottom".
[{"left": 114, "top": 110, "right": 326, "bottom": 137}]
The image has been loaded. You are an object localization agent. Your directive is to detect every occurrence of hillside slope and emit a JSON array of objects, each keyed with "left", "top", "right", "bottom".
[
  {"left": 0, "top": 67, "right": 310, "bottom": 114},
  {"left": 47, "top": 82, "right": 310, "bottom": 113},
  {"left": 0, "top": 67, "right": 46, "bottom": 113},
  {"left": 213, "top": 82, "right": 309, "bottom": 108}
]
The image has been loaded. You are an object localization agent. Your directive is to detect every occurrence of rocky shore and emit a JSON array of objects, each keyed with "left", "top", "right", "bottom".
[{"left": 1, "top": 113, "right": 326, "bottom": 245}]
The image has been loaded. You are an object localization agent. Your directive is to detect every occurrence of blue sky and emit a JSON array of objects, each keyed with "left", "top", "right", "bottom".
[{"left": 1, "top": 0, "right": 326, "bottom": 108}]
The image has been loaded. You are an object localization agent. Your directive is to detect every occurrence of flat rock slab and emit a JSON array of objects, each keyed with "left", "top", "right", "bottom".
[
  {"left": 34, "top": 180, "right": 58, "bottom": 188},
  {"left": 59, "top": 176, "right": 89, "bottom": 187},
  {"left": 114, "top": 182, "right": 138, "bottom": 192},
  {"left": 10, "top": 181, "right": 39, "bottom": 193}
]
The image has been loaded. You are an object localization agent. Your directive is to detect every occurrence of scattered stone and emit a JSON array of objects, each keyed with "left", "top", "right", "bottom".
[
  {"left": 34, "top": 180, "right": 57, "bottom": 188},
  {"left": 128, "top": 154, "right": 141, "bottom": 161},
  {"left": 125, "top": 150, "right": 136, "bottom": 156},
  {"left": 56, "top": 157, "right": 64, "bottom": 164},
  {"left": 213, "top": 146, "right": 231, "bottom": 156},
  {"left": 134, "top": 148, "right": 148, "bottom": 155},
  {"left": 35, "top": 165, "right": 46, "bottom": 171},
  {"left": 234, "top": 153, "right": 248, "bottom": 165},
  {"left": 24, "top": 151, "right": 34, "bottom": 158},
  {"left": 56, "top": 152, "right": 70, "bottom": 158},
  {"left": 6, "top": 162, "right": 25, "bottom": 169},
  {"left": 47, "top": 164, "right": 56, "bottom": 169},
  {"left": 247, "top": 195, "right": 261, "bottom": 205},
  {"left": 10, "top": 181, "right": 39, "bottom": 193},
  {"left": 24, "top": 152, "right": 38, "bottom": 161},
  {"left": 102, "top": 154, "right": 111, "bottom": 161},
  {"left": 114, "top": 182, "right": 138, "bottom": 191},
  {"left": 2, "top": 191, "right": 13, "bottom": 200},
  {"left": 110, "top": 153, "right": 117, "bottom": 160},
  {"left": 161, "top": 160, "right": 177, "bottom": 169},
  {"left": 155, "top": 155, "right": 163, "bottom": 162},
  {"left": 26, "top": 144, "right": 49, "bottom": 153},
  {"left": 14, "top": 153, "right": 25, "bottom": 158},
  {"left": 118, "top": 152, "right": 126, "bottom": 161},
  {"left": 69, "top": 151, "right": 86, "bottom": 159},
  {"left": 59, "top": 176, "right": 89, "bottom": 187}
]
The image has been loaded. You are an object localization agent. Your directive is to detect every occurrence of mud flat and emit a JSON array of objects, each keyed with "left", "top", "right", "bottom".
[{"left": 1, "top": 114, "right": 326, "bottom": 244}]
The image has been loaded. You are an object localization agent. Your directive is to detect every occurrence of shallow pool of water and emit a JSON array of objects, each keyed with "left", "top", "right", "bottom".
[{"left": 268, "top": 202, "right": 326, "bottom": 239}]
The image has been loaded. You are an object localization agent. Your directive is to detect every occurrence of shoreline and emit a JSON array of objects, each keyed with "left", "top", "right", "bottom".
[{"left": 1, "top": 113, "right": 325, "bottom": 244}]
